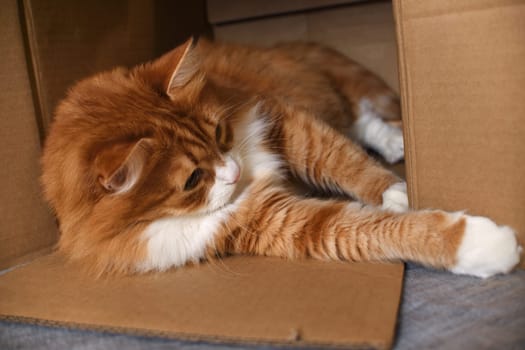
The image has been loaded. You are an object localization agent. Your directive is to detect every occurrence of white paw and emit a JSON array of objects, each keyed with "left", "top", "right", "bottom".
[
  {"left": 351, "top": 109, "right": 404, "bottom": 164},
  {"left": 451, "top": 215, "right": 521, "bottom": 278},
  {"left": 382, "top": 182, "right": 409, "bottom": 212},
  {"left": 380, "top": 128, "right": 404, "bottom": 164}
]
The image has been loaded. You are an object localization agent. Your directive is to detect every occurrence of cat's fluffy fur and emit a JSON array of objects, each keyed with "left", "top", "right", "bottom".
[{"left": 41, "top": 38, "right": 521, "bottom": 277}]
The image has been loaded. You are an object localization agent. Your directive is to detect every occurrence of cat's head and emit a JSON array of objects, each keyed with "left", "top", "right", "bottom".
[{"left": 41, "top": 38, "right": 249, "bottom": 263}]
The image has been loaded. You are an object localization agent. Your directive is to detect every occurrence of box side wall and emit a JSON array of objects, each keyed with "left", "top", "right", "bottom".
[
  {"left": 24, "top": 0, "right": 212, "bottom": 133},
  {"left": 212, "top": 1, "right": 399, "bottom": 92},
  {"left": 394, "top": 0, "right": 525, "bottom": 267},
  {"left": 0, "top": 0, "right": 58, "bottom": 270}
]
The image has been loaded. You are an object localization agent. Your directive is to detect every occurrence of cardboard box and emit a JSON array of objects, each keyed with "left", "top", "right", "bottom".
[
  {"left": 0, "top": 1, "right": 403, "bottom": 349},
  {"left": 1, "top": 0, "right": 523, "bottom": 349}
]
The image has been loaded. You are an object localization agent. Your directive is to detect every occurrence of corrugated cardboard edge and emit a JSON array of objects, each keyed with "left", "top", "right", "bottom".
[
  {"left": 0, "top": 246, "right": 54, "bottom": 276},
  {"left": 207, "top": 0, "right": 362, "bottom": 25},
  {"left": 18, "top": 0, "right": 49, "bottom": 145},
  {"left": 0, "top": 314, "right": 377, "bottom": 350},
  {"left": 392, "top": 0, "right": 417, "bottom": 210}
]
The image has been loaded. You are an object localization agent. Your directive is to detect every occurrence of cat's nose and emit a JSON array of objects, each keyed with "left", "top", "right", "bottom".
[{"left": 216, "top": 156, "right": 240, "bottom": 184}]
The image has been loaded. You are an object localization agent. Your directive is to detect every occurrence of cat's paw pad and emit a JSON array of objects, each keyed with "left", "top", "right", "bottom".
[
  {"left": 451, "top": 215, "right": 521, "bottom": 278},
  {"left": 382, "top": 182, "right": 409, "bottom": 212},
  {"left": 381, "top": 128, "right": 404, "bottom": 164}
]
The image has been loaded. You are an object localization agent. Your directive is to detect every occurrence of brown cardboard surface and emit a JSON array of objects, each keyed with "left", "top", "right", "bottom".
[
  {"left": 394, "top": 0, "right": 525, "bottom": 267},
  {"left": 0, "top": 254, "right": 403, "bottom": 349},
  {"left": 307, "top": 1, "right": 399, "bottom": 93},
  {"left": 21, "top": 0, "right": 211, "bottom": 135},
  {"left": 0, "top": 0, "right": 58, "bottom": 270},
  {"left": 213, "top": 1, "right": 399, "bottom": 92}
]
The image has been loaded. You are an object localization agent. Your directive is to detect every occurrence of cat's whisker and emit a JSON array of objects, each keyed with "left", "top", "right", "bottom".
[
  {"left": 202, "top": 253, "right": 233, "bottom": 277},
  {"left": 209, "top": 222, "right": 248, "bottom": 277},
  {"left": 226, "top": 215, "right": 258, "bottom": 240},
  {"left": 217, "top": 99, "right": 254, "bottom": 122}
]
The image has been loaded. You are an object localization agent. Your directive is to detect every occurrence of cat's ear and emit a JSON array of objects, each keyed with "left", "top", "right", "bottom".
[
  {"left": 148, "top": 37, "right": 200, "bottom": 98},
  {"left": 95, "top": 138, "right": 153, "bottom": 194},
  {"left": 166, "top": 37, "right": 199, "bottom": 94},
  {"left": 145, "top": 38, "right": 202, "bottom": 100}
]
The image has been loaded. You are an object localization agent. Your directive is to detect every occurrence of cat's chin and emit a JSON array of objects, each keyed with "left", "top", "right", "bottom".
[{"left": 204, "top": 182, "right": 238, "bottom": 214}]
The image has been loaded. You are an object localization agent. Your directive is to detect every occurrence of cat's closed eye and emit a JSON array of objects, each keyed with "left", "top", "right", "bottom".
[{"left": 184, "top": 168, "right": 203, "bottom": 191}]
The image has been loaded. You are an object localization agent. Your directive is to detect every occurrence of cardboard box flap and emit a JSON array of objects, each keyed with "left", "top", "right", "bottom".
[
  {"left": 0, "top": 0, "right": 58, "bottom": 270},
  {"left": 393, "top": 0, "right": 525, "bottom": 266},
  {"left": 0, "top": 254, "right": 403, "bottom": 349}
]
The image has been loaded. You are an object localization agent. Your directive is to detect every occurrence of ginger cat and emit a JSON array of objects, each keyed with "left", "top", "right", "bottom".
[{"left": 41, "top": 38, "right": 521, "bottom": 277}]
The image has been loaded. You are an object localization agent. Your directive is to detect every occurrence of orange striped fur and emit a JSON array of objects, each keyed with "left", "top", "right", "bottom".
[{"left": 41, "top": 38, "right": 520, "bottom": 278}]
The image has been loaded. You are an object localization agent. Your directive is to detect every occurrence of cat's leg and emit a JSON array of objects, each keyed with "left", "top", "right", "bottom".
[
  {"left": 212, "top": 186, "right": 521, "bottom": 278},
  {"left": 265, "top": 103, "right": 407, "bottom": 210},
  {"left": 275, "top": 42, "right": 404, "bottom": 163}
]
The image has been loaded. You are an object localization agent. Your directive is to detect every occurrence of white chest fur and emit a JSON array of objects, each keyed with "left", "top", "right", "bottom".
[{"left": 137, "top": 208, "right": 234, "bottom": 272}]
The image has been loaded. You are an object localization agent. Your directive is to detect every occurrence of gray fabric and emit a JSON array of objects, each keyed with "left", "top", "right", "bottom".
[
  {"left": 395, "top": 264, "right": 525, "bottom": 350},
  {"left": 0, "top": 323, "right": 256, "bottom": 350},
  {"left": 1, "top": 265, "right": 524, "bottom": 350}
]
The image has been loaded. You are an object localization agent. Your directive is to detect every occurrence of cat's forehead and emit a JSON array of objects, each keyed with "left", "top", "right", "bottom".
[{"left": 62, "top": 67, "right": 228, "bottom": 150}]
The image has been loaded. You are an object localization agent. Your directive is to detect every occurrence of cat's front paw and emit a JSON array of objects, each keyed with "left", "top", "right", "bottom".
[
  {"left": 382, "top": 182, "right": 409, "bottom": 212},
  {"left": 451, "top": 215, "right": 522, "bottom": 278}
]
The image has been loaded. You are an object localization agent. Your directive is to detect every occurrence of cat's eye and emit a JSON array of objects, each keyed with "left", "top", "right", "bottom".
[
  {"left": 184, "top": 168, "right": 203, "bottom": 191},
  {"left": 215, "top": 124, "right": 222, "bottom": 142}
]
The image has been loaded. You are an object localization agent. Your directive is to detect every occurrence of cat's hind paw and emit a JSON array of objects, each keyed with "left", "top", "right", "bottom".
[
  {"left": 382, "top": 182, "right": 409, "bottom": 213},
  {"left": 451, "top": 215, "right": 521, "bottom": 278},
  {"left": 381, "top": 128, "right": 404, "bottom": 164},
  {"left": 352, "top": 102, "right": 405, "bottom": 164}
]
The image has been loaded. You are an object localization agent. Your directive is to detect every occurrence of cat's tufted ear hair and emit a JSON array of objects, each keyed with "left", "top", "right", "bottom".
[
  {"left": 94, "top": 138, "right": 154, "bottom": 194},
  {"left": 146, "top": 37, "right": 200, "bottom": 98},
  {"left": 166, "top": 37, "right": 200, "bottom": 93}
]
